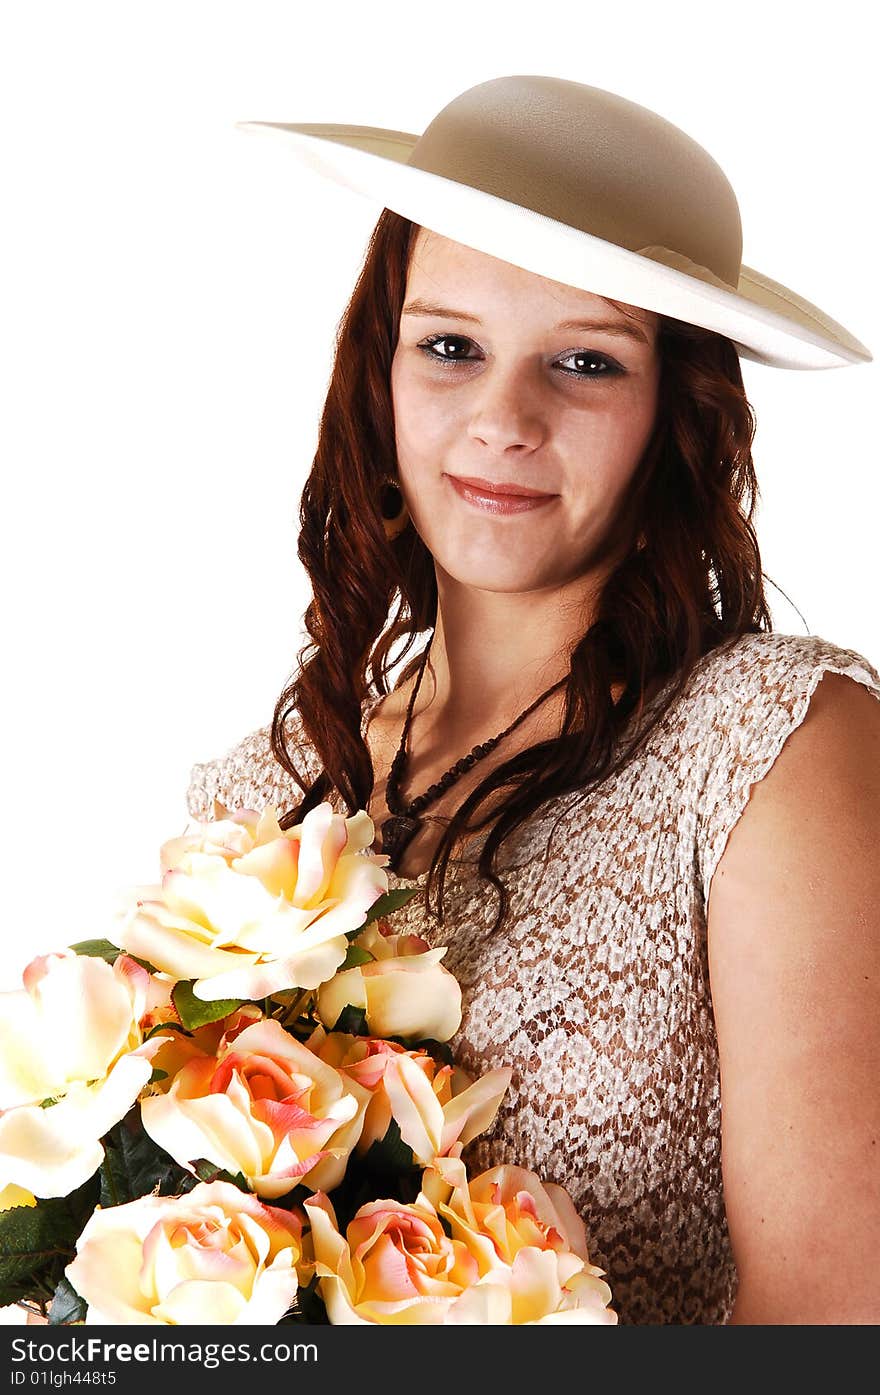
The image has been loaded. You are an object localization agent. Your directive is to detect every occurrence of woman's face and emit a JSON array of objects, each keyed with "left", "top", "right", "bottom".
[{"left": 390, "top": 228, "right": 661, "bottom": 595}]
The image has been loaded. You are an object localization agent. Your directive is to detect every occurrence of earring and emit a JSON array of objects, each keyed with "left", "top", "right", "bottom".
[{"left": 379, "top": 474, "right": 410, "bottom": 541}]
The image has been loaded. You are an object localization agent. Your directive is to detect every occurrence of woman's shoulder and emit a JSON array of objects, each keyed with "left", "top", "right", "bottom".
[
  {"left": 679, "top": 628, "right": 880, "bottom": 724},
  {"left": 184, "top": 688, "right": 395, "bottom": 824},
  {"left": 674, "top": 627, "right": 880, "bottom": 799},
  {"left": 185, "top": 709, "right": 321, "bottom": 822},
  {"left": 683, "top": 629, "right": 880, "bottom": 907},
  {"left": 623, "top": 630, "right": 879, "bottom": 789}
]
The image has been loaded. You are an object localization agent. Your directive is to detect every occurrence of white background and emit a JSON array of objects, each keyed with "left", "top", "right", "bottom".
[{"left": 1, "top": 0, "right": 877, "bottom": 996}]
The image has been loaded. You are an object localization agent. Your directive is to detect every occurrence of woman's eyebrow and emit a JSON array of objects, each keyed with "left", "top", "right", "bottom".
[{"left": 401, "top": 298, "right": 650, "bottom": 345}]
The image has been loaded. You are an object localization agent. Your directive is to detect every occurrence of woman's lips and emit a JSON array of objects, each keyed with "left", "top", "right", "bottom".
[{"left": 445, "top": 475, "right": 558, "bottom": 515}]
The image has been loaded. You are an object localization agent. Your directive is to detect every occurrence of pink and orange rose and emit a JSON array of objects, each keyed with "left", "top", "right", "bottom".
[
  {"left": 302, "top": 1155, "right": 617, "bottom": 1324},
  {"left": 140, "top": 1017, "right": 369, "bottom": 1198},
  {"left": 422, "top": 1152, "right": 615, "bottom": 1322}
]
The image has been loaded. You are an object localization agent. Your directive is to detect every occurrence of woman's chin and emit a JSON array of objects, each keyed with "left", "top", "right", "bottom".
[{"left": 432, "top": 555, "right": 561, "bottom": 595}]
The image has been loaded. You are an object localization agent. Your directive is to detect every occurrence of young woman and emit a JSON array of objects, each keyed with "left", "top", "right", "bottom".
[{"left": 187, "top": 77, "right": 880, "bottom": 1324}]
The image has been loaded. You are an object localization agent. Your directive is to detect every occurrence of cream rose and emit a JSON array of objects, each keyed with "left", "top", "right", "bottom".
[
  {"left": 307, "top": 1026, "right": 511, "bottom": 1165},
  {"left": 0, "top": 951, "right": 168, "bottom": 1199},
  {"left": 140, "top": 1017, "right": 369, "bottom": 1199},
  {"left": 315, "top": 921, "right": 462, "bottom": 1042},
  {"left": 303, "top": 1154, "right": 616, "bottom": 1324},
  {"left": 65, "top": 1180, "right": 306, "bottom": 1324},
  {"left": 113, "top": 802, "right": 389, "bottom": 1002}
]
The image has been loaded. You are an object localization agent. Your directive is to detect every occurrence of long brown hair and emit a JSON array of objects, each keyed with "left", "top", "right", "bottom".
[{"left": 271, "top": 209, "right": 772, "bottom": 933}]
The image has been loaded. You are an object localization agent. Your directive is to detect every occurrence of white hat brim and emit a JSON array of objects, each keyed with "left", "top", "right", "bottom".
[{"left": 236, "top": 121, "right": 872, "bottom": 372}]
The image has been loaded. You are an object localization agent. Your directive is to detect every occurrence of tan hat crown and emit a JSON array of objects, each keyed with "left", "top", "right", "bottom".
[
  {"left": 409, "top": 76, "right": 744, "bottom": 292},
  {"left": 236, "top": 72, "right": 871, "bottom": 369}
]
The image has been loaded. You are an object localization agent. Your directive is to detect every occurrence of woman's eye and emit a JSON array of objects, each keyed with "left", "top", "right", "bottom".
[
  {"left": 556, "top": 350, "right": 621, "bottom": 378},
  {"left": 417, "top": 335, "right": 621, "bottom": 378},
  {"left": 418, "top": 334, "right": 479, "bottom": 364}
]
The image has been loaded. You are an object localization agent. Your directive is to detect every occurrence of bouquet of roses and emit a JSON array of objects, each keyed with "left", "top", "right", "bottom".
[{"left": 0, "top": 800, "right": 617, "bottom": 1326}]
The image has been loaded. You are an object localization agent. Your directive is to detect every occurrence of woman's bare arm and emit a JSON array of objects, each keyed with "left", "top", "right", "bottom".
[{"left": 707, "top": 671, "right": 880, "bottom": 1324}]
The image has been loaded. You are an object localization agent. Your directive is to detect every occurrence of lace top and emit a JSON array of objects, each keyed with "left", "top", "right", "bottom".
[{"left": 185, "top": 631, "right": 880, "bottom": 1325}]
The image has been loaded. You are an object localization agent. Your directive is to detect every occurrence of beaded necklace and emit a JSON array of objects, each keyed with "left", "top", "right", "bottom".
[{"left": 380, "top": 636, "right": 569, "bottom": 871}]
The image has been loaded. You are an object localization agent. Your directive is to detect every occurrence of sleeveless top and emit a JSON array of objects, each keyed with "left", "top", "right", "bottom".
[{"left": 185, "top": 631, "right": 880, "bottom": 1325}]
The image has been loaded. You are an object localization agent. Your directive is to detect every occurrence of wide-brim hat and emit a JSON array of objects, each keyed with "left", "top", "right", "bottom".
[{"left": 236, "top": 74, "right": 871, "bottom": 371}]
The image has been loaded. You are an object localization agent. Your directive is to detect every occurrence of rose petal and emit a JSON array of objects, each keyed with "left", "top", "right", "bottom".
[
  {"left": 382, "top": 1054, "right": 444, "bottom": 1163},
  {"left": 438, "top": 1068, "right": 512, "bottom": 1155},
  {"left": 0, "top": 1053, "right": 155, "bottom": 1198}
]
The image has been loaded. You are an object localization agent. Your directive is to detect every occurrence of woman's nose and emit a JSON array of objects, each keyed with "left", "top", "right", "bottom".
[{"left": 466, "top": 364, "right": 546, "bottom": 453}]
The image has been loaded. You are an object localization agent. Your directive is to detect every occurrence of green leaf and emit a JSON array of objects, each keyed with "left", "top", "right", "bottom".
[
  {"left": 99, "top": 1111, "right": 200, "bottom": 1208},
  {"left": 172, "top": 980, "right": 244, "bottom": 1031},
  {"left": 68, "top": 937, "right": 120, "bottom": 962},
  {"left": 148, "top": 1068, "right": 169, "bottom": 1084},
  {"left": 352, "top": 887, "right": 423, "bottom": 934},
  {"left": 144, "top": 1020, "right": 190, "bottom": 1041},
  {"left": 0, "top": 1174, "right": 100, "bottom": 1308},
  {"left": 48, "top": 1275, "right": 87, "bottom": 1325},
  {"left": 340, "top": 943, "right": 374, "bottom": 971},
  {"left": 373, "top": 886, "right": 425, "bottom": 918},
  {"left": 68, "top": 939, "right": 158, "bottom": 974},
  {"left": 330, "top": 1004, "right": 368, "bottom": 1036},
  {"left": 189, "top": 1160, "right": 250, "bottom": 1191}
]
